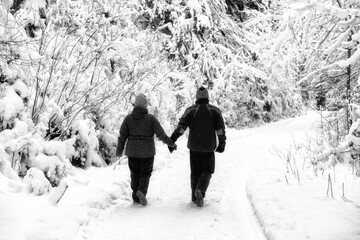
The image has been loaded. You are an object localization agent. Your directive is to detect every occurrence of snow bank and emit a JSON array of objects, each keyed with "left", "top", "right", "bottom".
[
  {"left": 248, "top": 159, "right": 360, "bottom": 240},
  {"left": 0, "top": 165, "right": 129, "bottom": 240},
  {"left": 247, "top": 113, "right": 360, "bottom": 240}
]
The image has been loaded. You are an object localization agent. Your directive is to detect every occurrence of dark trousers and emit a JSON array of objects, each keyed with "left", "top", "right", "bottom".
[
  {"left": 190, "top": 150, "right": 215, "bottom": 201},
  {"left": 128, "top": 157, "right": 154, "bottom": 202}
]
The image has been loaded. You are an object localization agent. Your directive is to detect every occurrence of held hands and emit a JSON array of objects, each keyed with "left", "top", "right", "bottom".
[{"left": 168, "top": 143, "right": 177, "bottom": 153}]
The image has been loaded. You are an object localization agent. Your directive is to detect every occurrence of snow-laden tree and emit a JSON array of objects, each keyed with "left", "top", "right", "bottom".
[
  {"left": 0, "top": 0, "right": 183, "bottom": 177},
  {"left": 273, "top": 1, "right": 360, "bottom": 176},
  {"left": 137, "top": 0, "right": 303, "bottom": 127},
  {"left": 2, "top": 0, "right": 305, "bottom": 131},
  {"left": 0, "top": 0, "right": 311, "bottom": 188},
  {"left": 271, "top": 1, "right": 360, "bottom": 126}
]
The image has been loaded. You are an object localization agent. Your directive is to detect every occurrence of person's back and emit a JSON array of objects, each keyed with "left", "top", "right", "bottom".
[
  {"left": 169, "top": 87, "right": 226, "bottom": 207},
  {"left": 184, "top": 99, "right": 225, "bottom": 152},
  {"left": 116, "top": 94, "right": 175, "bottom": 206},
  {"left": 122, "top": 107, "right": 161, "bottom": 158}
]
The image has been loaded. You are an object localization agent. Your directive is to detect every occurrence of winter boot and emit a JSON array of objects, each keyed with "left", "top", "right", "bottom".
[
  {"left": 194, "top": 189, "right": 204, "bottom": 207},
  {"left": 132, "top": 192, "right": 140, "bottom": 204},
  {"left": 136, "top": 190, "right": 147, "bottom": 206},
  {"left": 191, "top": 193, "right": 196, "bottom": 203}
]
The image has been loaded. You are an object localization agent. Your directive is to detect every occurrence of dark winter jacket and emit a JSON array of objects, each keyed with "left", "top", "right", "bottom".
[
  {"left": 170, "top": 99, "right": 226, "bottom": 152},
  {"left": 116, "top": 107, "right": 174, "bottom": 158}
]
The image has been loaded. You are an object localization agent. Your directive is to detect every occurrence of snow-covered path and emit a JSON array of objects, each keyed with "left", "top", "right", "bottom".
[{"left": 77, "top": 113, "right": 316, "bottom": 240}]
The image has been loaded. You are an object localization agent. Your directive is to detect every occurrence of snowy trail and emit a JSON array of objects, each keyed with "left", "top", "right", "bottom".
[{"left": 78, "top": 113, "right": 315, "bottom": 240}]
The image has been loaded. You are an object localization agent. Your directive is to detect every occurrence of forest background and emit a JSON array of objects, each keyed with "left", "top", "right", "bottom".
[{"left": 1, "top": 0, "right": 360, "bottom": 188}]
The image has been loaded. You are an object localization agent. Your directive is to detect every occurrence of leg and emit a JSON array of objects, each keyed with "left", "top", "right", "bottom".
[
  {"left": 137, "top": 157, "right": 154, "bottom": 206},
  {"left": 193, "top": 152, "right": 215, "bottom": 207},
  {"left": 128, "top": 157, "right": 141, "bottom": 203},
  {"left": 196, "top": 152, "right": 215, "bottom": 198},
  {"left": 190, "top": 150, "right": 202, "bottom": 202},
  {"left": 132, "top": 192, "right": 139, "bottom": 204},
  {"left": 196, "top": 172, "right": 212, "bottom": 198},
  {"left": 138, "top": 157, "right": 154, "bottom": 195}
]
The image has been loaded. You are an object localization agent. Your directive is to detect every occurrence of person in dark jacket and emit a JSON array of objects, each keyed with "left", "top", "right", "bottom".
[
  {"left": 116, "top": 94, "right": 176, "bottom": 206},
  {"left": 169, "top": 86, "right": 226, "bottom": 207}
]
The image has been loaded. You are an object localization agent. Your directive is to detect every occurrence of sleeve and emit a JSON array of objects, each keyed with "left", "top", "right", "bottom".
[
  {"left": 116, "top": 117, "right": 129, "bottom": 156},
  {"left": 170, "top": 107, "right": 193, "bottom": 143},
  {"left": 215, "top": 110, "right": 226, "bottom": 149},
  {"left": 152, "top": 117, "right": 174, "bottom": 146}
]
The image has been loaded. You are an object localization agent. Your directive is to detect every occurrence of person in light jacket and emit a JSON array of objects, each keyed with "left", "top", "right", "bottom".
[{"left": 116, "top": 94, "right": 176, "bottom": 206}]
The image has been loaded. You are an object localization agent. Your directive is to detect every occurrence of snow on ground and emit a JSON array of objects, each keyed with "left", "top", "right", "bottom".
[
  {"left": 0, "top": 111, "right": 359, "bottom": 240},
  {"left": 247, "top": 114, "right": 360, "bottom": 240}
]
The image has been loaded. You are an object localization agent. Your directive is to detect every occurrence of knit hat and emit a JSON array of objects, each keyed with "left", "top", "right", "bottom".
[
  {"left": 196, "top": 86, "right": 209, "bottom": 99},
  {"left": 134, "top": 94, "right": 147, "bottom": 108}
]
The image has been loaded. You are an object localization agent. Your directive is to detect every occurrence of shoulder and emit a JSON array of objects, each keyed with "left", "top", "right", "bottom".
[
  {"left": 147, "top": 114, "right": 159, "bottom": 123},
  {"left": 208, "top": 104, "right": 222, "bottom": 115},
  {"left": 183, "top": 105, "right": 198, "bottom": 116},
  {"left": 120, "top": 115, "right": 131, "bottom": 129},
  {"left": 122, "top": 115, "right": 131, "bottom": 123}
]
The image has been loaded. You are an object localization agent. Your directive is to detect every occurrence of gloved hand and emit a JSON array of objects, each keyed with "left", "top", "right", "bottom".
[
  {"left": 112, "top": 155, "right": 122, "bottom": 166},
  {"left": 216, "top": 145, "right": 225, "bottom": 153},
  {"left": 168, "top": 144, "right": 177, "bottom": 153},
  {"left": 112, "top": 155, "right": 123, "bottom": 170},
  {"left": 114, "top": 151, "right": 122, "bottom": 163}
]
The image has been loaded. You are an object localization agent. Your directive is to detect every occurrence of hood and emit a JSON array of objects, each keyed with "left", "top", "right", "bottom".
[{"left": 131, "top": 106, "right": 148, "bottom": 120}]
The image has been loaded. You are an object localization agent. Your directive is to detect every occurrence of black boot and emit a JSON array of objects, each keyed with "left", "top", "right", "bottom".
[
  {"left": 132, "top": 192, "right": 140, "bottom": 204},
  {"left": 136, "top": 190, "right": 147, "bottom": 206},
  {"left": 197, "top": 172, "right": 211, "bottom": 195},
  {"left": 194, "top": 189, "right": 204, "bottom": 207},
  {"left": 191, "top": 191, "right": 196, "bottom": 203}
]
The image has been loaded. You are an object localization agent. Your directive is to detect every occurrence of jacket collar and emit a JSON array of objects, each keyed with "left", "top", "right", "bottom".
[{"left": 195, "top": 98, "right": 209, "bottom": 105}]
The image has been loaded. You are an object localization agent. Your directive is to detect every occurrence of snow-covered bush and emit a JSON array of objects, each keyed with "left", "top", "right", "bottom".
[
  {"left": 24, "top": 167, "right": 51, "bottom": 195},
  {"left": 270, "top": 115, "right": 355, "bottom": 181},
  {"left": 302, "top": 112, "right": 360, "bottom": 177},
  {"left": 30, "top": 152, "right": 65, "bottom": 186},
  {"left": 67, "top": 119, "right": 106, "bottom": 168},
  {"left": 97, "top": 120, "right": 117, "bottom": 165},
  {"left": 4, "top": 133, "right": 70, "bottom": 186},
  {"left": 0, "top": 145, "right": 21, "bottom": 181},
  {"left": 0, "top": 114, "right": 77, "bottom": 187}
]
